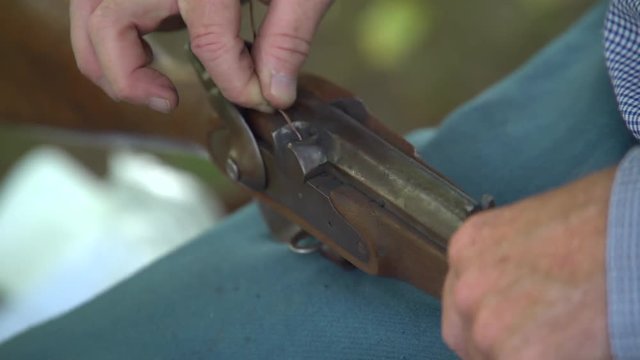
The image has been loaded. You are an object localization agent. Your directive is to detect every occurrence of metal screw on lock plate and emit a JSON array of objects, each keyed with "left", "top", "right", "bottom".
[{"left": 226, "top": 158, "right": 240, "bottom": 181}]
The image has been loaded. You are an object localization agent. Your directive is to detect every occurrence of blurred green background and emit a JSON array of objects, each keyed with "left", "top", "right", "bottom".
[{"left": 303, "top": 0, "right": 597, "bottom": 132}]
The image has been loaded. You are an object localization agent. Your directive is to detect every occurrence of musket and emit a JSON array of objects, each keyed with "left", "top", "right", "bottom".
[
  {"left": 186, "top": 47, "right": 493, "bottom": 298},
  {"left": 1, "top": 1, "right": 492, "bottom": 298}
]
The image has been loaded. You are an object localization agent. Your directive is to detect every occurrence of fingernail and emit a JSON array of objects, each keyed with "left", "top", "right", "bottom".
[
  {"left": 270, "top": 73, "right": 296, "bottom": 105},
  {"left": 148, "top": 97, "right": 171, "bottom": 113}
]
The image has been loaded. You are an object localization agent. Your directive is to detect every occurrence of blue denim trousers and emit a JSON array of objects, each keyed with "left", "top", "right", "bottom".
[{"left": 1, "top": 2, "right": 636, "bottom": 359}]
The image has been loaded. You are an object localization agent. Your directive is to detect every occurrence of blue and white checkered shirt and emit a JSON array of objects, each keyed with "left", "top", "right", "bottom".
[{"left": 604, "top": 1, "right": 640, "bottom": 357}]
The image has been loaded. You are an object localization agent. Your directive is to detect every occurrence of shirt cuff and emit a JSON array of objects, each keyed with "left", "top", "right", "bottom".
[{"left": 607, "top": 145, "right": 640, "bottom": 359}]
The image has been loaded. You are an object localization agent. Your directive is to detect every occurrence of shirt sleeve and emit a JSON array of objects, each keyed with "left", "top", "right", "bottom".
[
  {"left": 604, "top": 2, "right": 640, "bottom": 357},
  {"left": 607, "top": 145, "right": 640, "bottom": 359},
  {"left": 604, "top": 0, "right": 640, "bottom": 140}
]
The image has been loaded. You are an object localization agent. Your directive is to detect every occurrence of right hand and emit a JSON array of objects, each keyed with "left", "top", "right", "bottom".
[
  {"left": 70, "top": 0, "right": 333, "bottom": 113},
  {"left": 442, "top": 167, "right": 614, "bottom": 359}
]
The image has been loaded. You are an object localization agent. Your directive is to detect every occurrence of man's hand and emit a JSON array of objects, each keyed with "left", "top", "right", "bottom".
[
  {"left": 70, "top": 0, "right": 332, "bottom": 113},
  {"left": 443, "top": 167, "right": 616, "bottom": 359}
]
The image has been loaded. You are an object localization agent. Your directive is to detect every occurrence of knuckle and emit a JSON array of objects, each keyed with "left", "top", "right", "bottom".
[
  {"left": 448, "top": 230, "right": 471, "bottom": 268},
  {"left": 447, "top": 237, "right": 465, "bottom": 269},
  {"left": 464, "top": 211, "right": 491, "bottom": 233},
  {"left": 441, "top": 318, "right": 462, "bottom": 352},
  {"left": 448, "top": 213, "right": 491, "bottom": 267},
  {"left": 88, "top": 2, "right": 117, "bottom": 34},
  {"left": 87, "top": 16, "right": 102, "bottom": 39},
  {"left": 190, "top": 27, "right": 236, "bottom": 64},
  {"left": 516, "top": 351, "right": 543, "bottom": 360},
  {"left": 519, "top": 348, "right": 548, "bottom": 360},
  {"left": 76, "top": 62, "right": 100, "bottom": 83},
  {"left": 498, "top": 345, "right": 545, "bottom": 360},
  {"left": 452, "top": 272, "right": 486, "bottom": 316},
  {"left": 261, "top": 32, "right": 310, "bottom": 66},
  {"left": 471, "top": 305, "right": 505, "bottom": 354},
  {"left": 109, "top": 78, "right": 136, "bottom": 102},
  {"left": 219, "top": 80, "right": 247, "bottom": 103},
  {"left": 217, "top": 78, "right": 256, "bottom": 107}
]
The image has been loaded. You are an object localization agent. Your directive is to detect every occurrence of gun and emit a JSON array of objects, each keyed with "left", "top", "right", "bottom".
[
  {"left": 0, "top": 1, "right": 492, "bottom": 298},
  {"left": 187, "top": 47, "right": 493, "bottom": 298}
]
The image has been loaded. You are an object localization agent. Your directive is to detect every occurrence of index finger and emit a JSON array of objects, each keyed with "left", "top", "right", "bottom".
[
  {"left": 89, "top": 0, "right": 180, "bottom": 112},
  {"left": 70, "top": 0, "right": 113, "bottom": 95},
  {"left": 179, "top": 0, "right": 271, "bottom": 111}
]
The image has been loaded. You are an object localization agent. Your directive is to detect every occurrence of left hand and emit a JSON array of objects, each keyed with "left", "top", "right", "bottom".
[{"left": 442, "top": 167, "right": 616, "bottom": 359}]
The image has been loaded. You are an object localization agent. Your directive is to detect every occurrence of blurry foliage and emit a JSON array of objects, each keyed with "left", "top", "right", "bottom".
[
  {"left": 356, "top": 1, "right": 432, "bottom": 70},
  {"left": 303, "top": 0, "right": 596, "bottom": 133},
  {"left": 518, "top": 0, "right": 564, "bottom": 15}
]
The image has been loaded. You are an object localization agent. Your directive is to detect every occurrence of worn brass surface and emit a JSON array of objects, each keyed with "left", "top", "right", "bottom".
[{"left": 231, "top": 75, "right": 485, "bottom": 297}]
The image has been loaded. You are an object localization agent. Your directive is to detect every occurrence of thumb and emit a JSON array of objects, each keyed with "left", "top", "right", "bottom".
[{"left": 254, "top": 0, "right": 333, "bottom": 109}]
